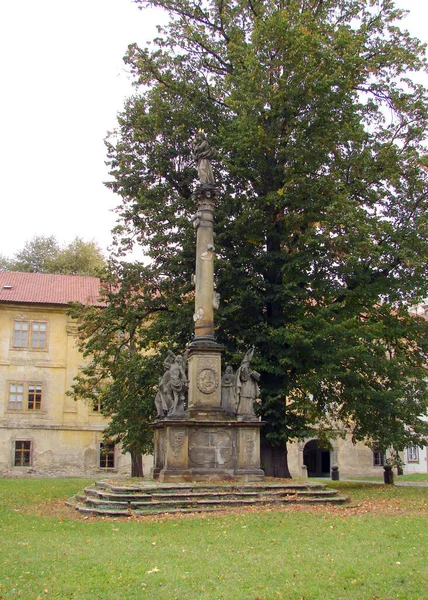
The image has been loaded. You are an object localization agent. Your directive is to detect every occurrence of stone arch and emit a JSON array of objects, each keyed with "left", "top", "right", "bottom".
[{"left": 303, "top": 438, "right": 332, "bottom": 477}]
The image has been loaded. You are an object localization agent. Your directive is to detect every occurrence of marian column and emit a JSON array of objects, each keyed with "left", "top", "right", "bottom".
[
  {"left": 186, "top": 132, "right": 224, "bottom": 419},
  {"left": 151, "top": 133, "right": 264, "bottom": 482}
]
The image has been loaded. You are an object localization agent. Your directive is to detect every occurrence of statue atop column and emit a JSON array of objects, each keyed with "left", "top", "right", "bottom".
[
  {"left": 151, "top": 132, "right": 265, "bottom": 481},
  {"left": 192, "top": 131, "right": 216, "bottom": 186}
]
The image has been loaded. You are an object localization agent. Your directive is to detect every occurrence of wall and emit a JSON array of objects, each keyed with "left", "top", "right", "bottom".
[
  {"left": 0, "top": 302, "right": 153, "bottom": 477},
  {"left": 287, "top": 436, "right": 398, "bottom": 479}
]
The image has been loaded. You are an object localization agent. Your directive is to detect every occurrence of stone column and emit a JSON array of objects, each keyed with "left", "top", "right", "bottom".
[
  {"left": 187, "top": 185, "right": 225, "bottom": 420},
  {"left": 192, "top": 185, "right": 217, "bottom": 342}
]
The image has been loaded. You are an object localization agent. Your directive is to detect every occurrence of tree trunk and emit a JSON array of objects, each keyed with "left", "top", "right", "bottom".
[
  {"left": 131, "top": 449, "right": 143, "bottom": 478},
  {"left": 261, "top": 441, "right": 292, "bottom": 478}
]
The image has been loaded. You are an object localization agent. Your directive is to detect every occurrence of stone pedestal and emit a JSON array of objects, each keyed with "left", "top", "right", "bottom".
[
  {"left": 186, "top": 341, "right": 224, "bottom": 420},
  {"left": 152, "top": 419, "right": 264, "bottom": 482}
]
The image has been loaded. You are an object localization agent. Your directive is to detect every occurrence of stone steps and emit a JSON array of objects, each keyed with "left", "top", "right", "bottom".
[{"left": 67, "top": 480, "right": 349, "bottom": 517}]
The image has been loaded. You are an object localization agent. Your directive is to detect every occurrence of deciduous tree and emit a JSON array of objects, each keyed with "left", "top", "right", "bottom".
[
  {"left": 3, "top": 235, "right": 106, "bottom": 276},
  {"left": 12, "top": 235, "right": 60, "bottom": 273},
  {"left": 51, "top": 237, "right": 106, "bottom": 275},
  {"left": 106, "top": 0, "right": 428, "bottom": 475},
  {"left": 68, "top": 259, "right": 188, "bottom": 477}
]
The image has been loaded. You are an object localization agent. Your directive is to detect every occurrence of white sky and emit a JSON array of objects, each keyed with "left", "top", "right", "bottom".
[{"left": 0, "top": 0, "right": 427, "bottom": 259}]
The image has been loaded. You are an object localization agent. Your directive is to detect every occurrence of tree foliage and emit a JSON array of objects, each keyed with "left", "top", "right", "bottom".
[
  {"left": 2, "top": 235, "right": 106, "bottom": 275},
  {"left": 67, "top": 260, "right": 173, "bottom": 476},
  {"left": 11, "top": 235, "right": 60, "bottom": 273},
  {"left": 105, "top": 0, "right": 428, "bottom": 474}
]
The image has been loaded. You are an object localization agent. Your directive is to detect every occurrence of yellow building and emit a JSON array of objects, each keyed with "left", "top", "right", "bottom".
[{"left": 0, "top": 271, "right": 137, "bottom": 476}]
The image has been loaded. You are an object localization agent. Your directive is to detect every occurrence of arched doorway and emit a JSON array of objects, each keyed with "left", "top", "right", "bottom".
[{"left": 303, "top": 439, "right": 331, "bottom": 477}]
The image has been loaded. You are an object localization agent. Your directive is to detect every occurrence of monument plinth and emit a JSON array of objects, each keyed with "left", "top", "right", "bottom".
[{"left": 151, "top": 133, "right": 264, "bottom": 482}]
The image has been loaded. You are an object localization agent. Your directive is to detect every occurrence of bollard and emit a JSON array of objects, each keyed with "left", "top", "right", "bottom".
[
  {"left": 331, "top": 464, "right": 339, "bottom": 481},
  {"left": 383, "top": 464, "right": 394, "bottom": 485},
  {"left": 301, "top": 465, "right": 308, "bottom": 479}
]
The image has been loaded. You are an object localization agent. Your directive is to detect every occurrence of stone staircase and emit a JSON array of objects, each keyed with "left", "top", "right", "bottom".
[{"left": 67, "top": 480, "right": 349, "bottom": 516}]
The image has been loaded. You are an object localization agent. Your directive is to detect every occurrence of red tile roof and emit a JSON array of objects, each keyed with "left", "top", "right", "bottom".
[{"left": 0, "top": 272, "right": 103, "bottom": 306}]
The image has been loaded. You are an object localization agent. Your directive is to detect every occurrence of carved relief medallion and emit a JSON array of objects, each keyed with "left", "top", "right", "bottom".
[
  {"left": 196, "top": 358, "right": 219, "bottom": 395},
  {"left": 197, "top": 368, "right": 218, "bottom": 394}
]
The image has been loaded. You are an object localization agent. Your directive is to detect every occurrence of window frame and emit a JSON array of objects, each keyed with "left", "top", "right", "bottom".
[
  {"left": 407, "top": 446, "right": 419, "bottom": 463},
  {"left": 12, "top": 320, "right": 48, "bottom": 350},
  {"left": 90, "top": 389, "right": 101, "bottom": 413},
  {"left": 8, "top": 382, "right": 43, "bottom": 412},
  {"left": 14, "top": 440, "right": 32, "bottom": 467},
  {"left": 372, "top": 450, "right": 385, "bottom": 467},
  {"left": 9, "top": 383, "right": 24, "bottom": 410},
  {"left": 27, "top": 384, "right": 42, "bottom": 410},
  {"left": 99, "top": 442, "right": 116, "bottom": 469}
]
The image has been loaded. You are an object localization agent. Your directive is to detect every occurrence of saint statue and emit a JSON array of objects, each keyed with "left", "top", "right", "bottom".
[
  {"left": 192, "top": 131, "right": 215, "bottom": 186},
  {"left": 221, "top": 365, "right": 236, "bottom": 417},
  {"left": 235, "top": 347, "right": 260, "bottom": 421},
  {"left": 169, "top": 355, "right": 187, "bottom": 416},
  {"left": 154, "top": 351, "right": 175, "bottom": 418},
  {"left": 154, "top": 351, "right": 187, "bottom": 418}
]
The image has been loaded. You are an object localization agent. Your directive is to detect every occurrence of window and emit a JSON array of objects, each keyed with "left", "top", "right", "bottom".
[
  {"left": 90, "top": 389, "right": 102, "bottom": 413},
  {"left": 407, "top": 446, "right": 419, "bottom": 463},
  {"left": 9, "top": 383, "right": 24, "bottom": 409},
  {"left": 14, "top": 441, "right": 31, "bottom": 466},
  {"left": 31, "top": 322, "right": 47, "bottom": 348},
  {"left": 99, "top": 442, "right": 115, "bottom": 469},
  {"left": 13, "top": 321, "right": 29, "bottom": 347},
  {"left": 373, "top": 450, "right": 385, "bottom": 467},
  {"left": 13, "top": 321, "right": 47, "bottom": 349},
  {"left": 9, "top": 383, "right": 42, "bottom": 411},
  {"left": 28, "top": 385, "right": 42, "bottom": 410}
]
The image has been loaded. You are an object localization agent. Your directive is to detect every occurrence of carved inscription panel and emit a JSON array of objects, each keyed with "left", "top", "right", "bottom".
[{"left": 189, "top": 429, "right": 233, "bottom": 468}]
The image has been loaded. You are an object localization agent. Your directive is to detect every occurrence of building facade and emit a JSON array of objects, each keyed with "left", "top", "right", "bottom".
[
  {"left": 287, "top": 436, "right": 427, "bottom": 479},
  {"left": 0, "top": 272, "right": 149, "bottom": 477}
]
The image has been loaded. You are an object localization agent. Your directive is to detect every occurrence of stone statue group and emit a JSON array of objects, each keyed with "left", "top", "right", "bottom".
[{"left": 154, "top": 347, "right": 260, "bottom": 421}]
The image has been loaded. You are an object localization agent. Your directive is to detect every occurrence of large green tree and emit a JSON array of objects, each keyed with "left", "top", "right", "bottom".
[
  {"left": 3, "top": 235, "right": 106, "bottom": 275},
  {"left": 105, "top": 0, "right": 428, "bottom": 475}
]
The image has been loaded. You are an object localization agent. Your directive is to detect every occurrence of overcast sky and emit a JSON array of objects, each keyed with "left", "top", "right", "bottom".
[{"left": 1, "top": 0, "right": 427, "bottom": 260}]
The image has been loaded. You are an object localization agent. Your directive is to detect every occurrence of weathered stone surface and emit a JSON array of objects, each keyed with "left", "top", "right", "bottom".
[
  {"left": 152, "top": 419, "right": 264, "bottom": 482},
  {"left": 68, "top": 479, "right": 350, "bottom": 516},
  {"left": 187, "top": 347, "right": 223, "bottom": 413},
  {"left": 189, "top": 429, "right": 233, "bottom": 467}
]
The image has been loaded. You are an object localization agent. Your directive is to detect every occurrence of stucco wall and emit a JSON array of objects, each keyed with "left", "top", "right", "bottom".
[
  {"left": 0, "top": 302, "right": 154, "bottom": 477},
  {"left": 287, "top": 436, "right": 397, "bottom": 479}
]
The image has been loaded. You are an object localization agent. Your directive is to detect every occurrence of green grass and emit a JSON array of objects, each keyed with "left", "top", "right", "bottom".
[
  {"left": 327, "top": 472, "right": 428, "bottom": 483},
  {"left": 397, "top": 472, "right": 428, "bottom": 482},
  {"left": 0, "top": 479, "right": 427, "bottom": 600}
]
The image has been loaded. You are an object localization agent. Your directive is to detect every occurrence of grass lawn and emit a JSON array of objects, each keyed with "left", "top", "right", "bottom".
[
  {"left": 397, "top": 473, "right": 428, "bottom": 482},
  {"left": 332, "top": 473, "right": 428, "bottom": 483},
  {"left": 0, "top": 479, "right": 427, "bottom": 600}
]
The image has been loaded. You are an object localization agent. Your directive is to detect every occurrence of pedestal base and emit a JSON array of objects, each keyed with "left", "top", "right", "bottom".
[{"left": 151, "top": 419, "right": 265, "bottom": 483}]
